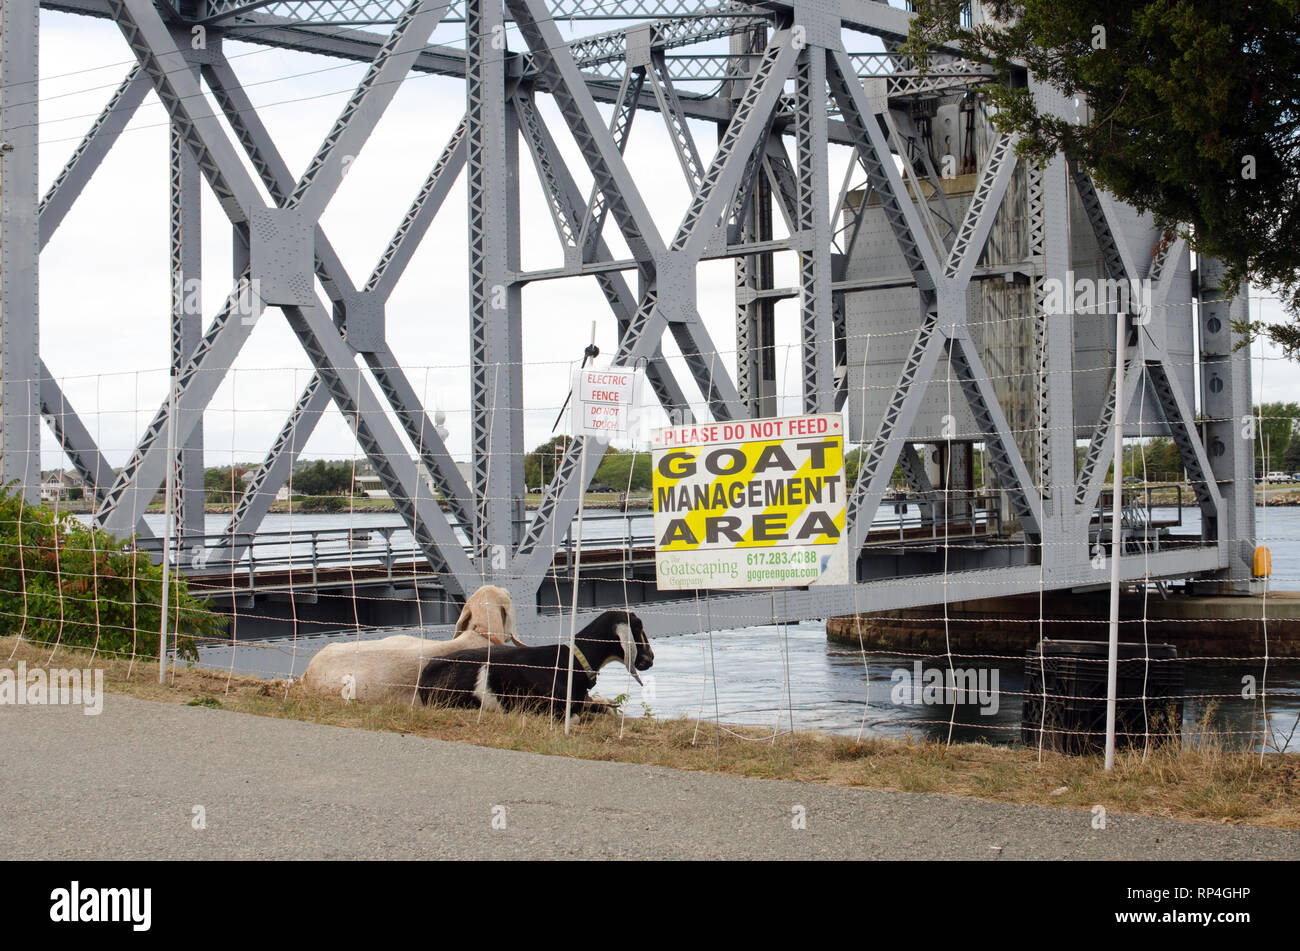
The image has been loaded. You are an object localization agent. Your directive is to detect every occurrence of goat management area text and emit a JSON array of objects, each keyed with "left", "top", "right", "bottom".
[{"left": 651, "top": 414, "right": 850, "bottom": 590}]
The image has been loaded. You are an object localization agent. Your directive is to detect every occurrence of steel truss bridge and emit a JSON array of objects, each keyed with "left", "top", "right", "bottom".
[{"left": 0, "top": 0, "right": 1256, "bottom": 638}]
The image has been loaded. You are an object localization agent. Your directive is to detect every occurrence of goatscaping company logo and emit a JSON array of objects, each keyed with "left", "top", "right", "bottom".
[
  {"left": 0, "top": 662, "right": 104, "bottom": 715},
  {"left": 890, "top": 661, "right": 1000, "bottom": 716},
  {"left": 50, "top": 882, "right": 151, "bottom": 931}
]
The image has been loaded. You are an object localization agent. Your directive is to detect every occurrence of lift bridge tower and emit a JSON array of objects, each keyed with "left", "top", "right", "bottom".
[{"left": 1, "top": 0, "right": 1254, "bottom": 637}]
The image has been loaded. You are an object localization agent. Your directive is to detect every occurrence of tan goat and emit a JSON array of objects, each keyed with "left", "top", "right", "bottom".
[{"left": 299, "top": 584, "right": 520, "bottom": 704}]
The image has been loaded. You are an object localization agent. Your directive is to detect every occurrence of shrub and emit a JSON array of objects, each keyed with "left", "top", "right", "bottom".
[
  {"left": 298, "top": 495, "right": 347, "bottom": 513},
  {"left": 0, "top": 486, "right": 223, "bottom": 660}
]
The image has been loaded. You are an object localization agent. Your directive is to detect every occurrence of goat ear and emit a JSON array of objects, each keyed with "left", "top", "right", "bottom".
[
  {"left": 454, "top": 602, "right": 472, "bottom": 636},
  {"left": 616, "top": 623, "right": 642, "bottom": 685},
  {"left": 503, "top": 598, "right": 523, "bottom": 645}
]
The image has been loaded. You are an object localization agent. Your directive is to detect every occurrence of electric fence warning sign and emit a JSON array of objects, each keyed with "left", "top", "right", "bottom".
[{"left": 651, "top": 414, "right": 849, "bottom": 590}]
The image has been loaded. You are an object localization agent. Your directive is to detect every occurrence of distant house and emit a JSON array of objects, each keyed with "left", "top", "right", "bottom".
[
  {"left": 353, "top": 474, "right": 389, "bottom": 499},
  {"left": 40, "top": 470, "right": 84, "bottom": 503}
]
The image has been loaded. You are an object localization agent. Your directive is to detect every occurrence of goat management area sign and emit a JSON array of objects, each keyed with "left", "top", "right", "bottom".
[{"left": 651, "top": 414, "right": 850, "bottom": 590}]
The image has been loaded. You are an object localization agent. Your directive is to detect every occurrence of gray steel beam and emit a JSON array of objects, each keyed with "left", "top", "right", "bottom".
[
  {"left": 467, "top": 0, "right": 524, "bottom": 566},
  {"left": 106, "top": 0, "right": 268, "bottom": 224},
  {"left": 169, "top": 55, "right": 206, "bottom": 552},
  {"left": 945, "top": 132, "right": 1017, "bottom": 284},
  {"left": 512, "top": 88, "right": 690, "bottom": 419},
  {"left": 213, "top": 374, "right": 330, "bottom": 567},
  {"left": 1034, "top": 155, "right": 1078, "bottom": 565},
  {"left": 197, "top": 0, "right": 757, "bottom": 24},
  {"left": 657, "top": 30, "right": 795, "bottom": 421},
  {"left": 285, "top": 0, "right": 449, "bottom": 223},
  {"left": 887, "top": 107, "right": 957, "bottom": 245},
  {"left": 279, "top": 297, "right": 478, "bottom": 599},
  {"left": 793, "top": 45, "right": 834, "bottom": 413},
  {"left": 669, "top": 33, "right": 796, "bottom": 261},
  {"left": 1198, "top": 257, "right": 1254, "bottom": 590},
  {"left": 574, "top": 66, "right": 643, "bottom": 269},
  {"left": 39, "top": 66, "right": 151, "bottom": 249},
  {"left": 646, "top": 48, "right": 705, "bottom": 191},
  {"left": 735, "top": 173, "right": 776, "bottom": 417},
  {"left": 98, "top": 0, "right": 473, "bottom": 594},
  {"left": 827, "top": 47, "right": 939, "bottom": 291},
  {"left": 731, "top": 22, "right": 777, "bottom": 418},
  {"left": 37, "top": 364, "right": 153, "bottom": 540},
  {"left": 204, "top": 52, "right": 476, "bottom": 551},
  {"left": 366, "top": 116, "right": 468, "bottom": 300},
  {"left": 1, "top": 0, "right": 42, "bottom": 502},
  {"left": 364, "top": 343, "right": 477, "bottom": 532},
  {"left": 1146, "top": 355, "right": 1222, "bottom": 521},
  {"left": 508, "top": 0, "right": 745, "bottom": 422},
  {"left": 845, "top": 310, "right": 945, "bottom": 555},
  {"left": 1067, "top": 156, "right": 1137, "bottom": 286},
  {"left": 1075, "top": 338, "right": 1144, "bottom": 513},
  {"left": 30, "top": 58, "right": 154, "bottom": 534},
  {"left": 948, "top": 328, "right": 1042, "bottom": 537},
  {"left": 760, "top": 133, "right": 799, "bottom": 235},
  {"left": 898, "top": 441, "right": 938, "bottom": 523},
  {"left": 506, "top": 0, "right": 665, "bottom": 266}
]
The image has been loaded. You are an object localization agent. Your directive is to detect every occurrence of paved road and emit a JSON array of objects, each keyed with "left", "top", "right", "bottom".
[{"left": 2, "top": 696, "right": 1296, "bottom": 860}]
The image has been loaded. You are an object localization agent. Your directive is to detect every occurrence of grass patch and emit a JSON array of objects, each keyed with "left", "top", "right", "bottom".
[{"left": 6, "top": 634, "right": 1298, "bottom": 830}]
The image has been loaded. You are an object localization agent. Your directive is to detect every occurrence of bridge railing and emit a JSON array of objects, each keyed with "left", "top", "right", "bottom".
[
  {"left": 133, "top": 493, "right": 1007, "bottom": 597},
  {"left": 876, "top": 489, "right": 1001, "bottom": 542}
]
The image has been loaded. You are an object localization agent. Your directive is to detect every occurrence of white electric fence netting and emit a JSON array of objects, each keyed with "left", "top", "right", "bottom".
[{"left": 4, "top": 309, "right": 1298, "bottom": 758}]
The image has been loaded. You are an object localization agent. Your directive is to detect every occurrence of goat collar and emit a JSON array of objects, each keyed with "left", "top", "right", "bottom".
[
  {"left": 469, "top": 625, "right": 510, "bottom": 647},
  {"left": 571, "top": 645, "right": 599, "bottom": 684}
]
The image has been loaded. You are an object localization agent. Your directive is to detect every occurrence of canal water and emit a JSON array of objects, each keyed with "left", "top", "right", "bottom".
[{"left": 186, "top": 504, "right": 1300, "bottom": 753}]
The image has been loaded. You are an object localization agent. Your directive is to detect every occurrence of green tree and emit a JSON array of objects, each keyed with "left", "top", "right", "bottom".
[
  {"left": 844, "top": 446, "right": 864, "bottom": 487},
  {"left": 842, "top": 448, "right": 904, "bottom": 489},
  {"left": 592, "top": 449, "right": 652, "bottom": 491},
  {"left": 0, "top": 486, "right": 221, "bottom": 659},
  {"left": 1138, "top": 438, "right": 1185, "bottom": 481},
  {"left": 204, "top": 466, "right": 239, "bottom": 504},
  {"left": 1255, "top": 402, "right": 1300, "bottom": 474},
  {"left": 1283, "top": 435, "right": 1300, "bottom": 472},
  {"left": 908, "top": 1, "right": 1300, "bottom": 345},
  {"left": 292, "top": 460, "right": 354, "bottom": 496},
  {"left": 524, "top": 436, "right": 571, "bottom": 490},
  {"left": 203, "top": 467, "right": 231, "bottom": 491}
]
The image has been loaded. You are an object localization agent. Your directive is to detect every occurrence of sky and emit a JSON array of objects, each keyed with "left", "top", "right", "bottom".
[{"left": 31, "top": 9, "right": 1299, "bottom": 475}]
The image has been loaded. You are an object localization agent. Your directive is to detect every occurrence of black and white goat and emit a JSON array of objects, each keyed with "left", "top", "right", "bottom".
[{"left": 416, "top": 610, "right": 652, "bottom": 717}]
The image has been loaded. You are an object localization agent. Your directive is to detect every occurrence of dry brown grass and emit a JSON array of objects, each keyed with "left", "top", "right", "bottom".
[{"left": 6, "top": 634, "right": 1299, "bottom": 830}]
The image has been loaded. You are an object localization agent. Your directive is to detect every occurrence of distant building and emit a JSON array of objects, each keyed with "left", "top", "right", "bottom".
[
  {"left": 353, "top": 474, "right": 390, "bottom": 499},
  {"left": 40, "top": 470, "right": 84, "bottom": 503}
]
